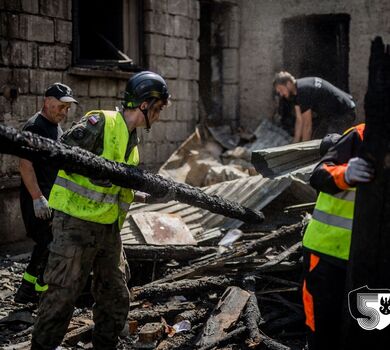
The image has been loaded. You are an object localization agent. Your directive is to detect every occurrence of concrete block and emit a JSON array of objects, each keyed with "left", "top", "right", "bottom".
[
  {"left": 191, "top": 101, "right": 199, "bottom": 122},
  {"left": 222, "top": 84, "right": 238, "bottom": 121},
  {"left": 5, "top": 13, "right": 20, "bottom": 39},
  {"left": 0, "top": 96, "right": 12, "bottom": 116},
  {"left": 116, "top": 79, "right": 127, "bottom": 99},
  {"left": 190, "top": 80, "right": 199, "bottom": 102},
  {"left": 12, "top": 68, "right": 30, "bottom": 94},
  {"left": 0, "top": 68, "right": 11, "bottom": 89},
  {"left": 3, "top": 0, "right": 21, "bottom": 11},
  {"left": 0, "top": 154, "right": 19, "bottom": 176},
  {"left": 178, "top": 58, "right": 198, "bottom": 80},
  {"left": 166, "top": 79, "right": 191, "bottom": 100},
  {"left": 40, "top": 0, "right": 71, "bottom": 20},
  {"left": 10, "top": 41, "right": 37, "bottom": 67},
  {"left": 144, "top": 121, "right": 166, "bottom": 142},
  {"left": 223, "top": 19, "right": 240, "bottom": 48},
  {"left": 29, "top": 70, "right": 62, "bottom": 94},
  {"left": 62, "top": 74, "right": 89, "bottom": 97},
  {"left": 167, "top": 0, "right": 188, "bottom": 17},
  {"left": 55, "top": 19, "right": 72, "bottom": 43},
  {"left": 144, "top": 33, "right": 165, "bottom": 56},
  {"left": 38, "top": 45, "right": 71, "bottom": 69},
  {"left": 159, "top": 101, "right": 176, "bottom": 121},
  {"left": 175, "top": 100, "right": 192, "bottom": 121},
  {"left": 0, "top": 187, "right": 25, "bottom": 243},
  {"left": 89, "top": 78, "right": 117, "bottom": 97},
  {"left": 0, "top": 12, "right": 6, "bottom": 37},
  {"left": 67, "top": 96, "right": 99, "bottom": 126},
  {"left": 156, "top": 142, "right": 175, "bottom": 162},
  {"left": 98, "top": 97, "right": 121, "bottom": 110},
  {"left": 192, "top": 18, "right": 200, "bottom": 40},
  {"left": 222, "top": 49, "right": 239, "bottom": 83},
  {"left": 21, "top": 0, "right": 39, "bottom": 13},
  {"left": 165, "top": 37, "right": 187, "bottom": 58},
  {"left": 144, "top": 0, "right": 167, "bottom": 12},
  {"left": 0, "top": 40, "right": 9, "bottom": 66},
  {"left": 20, "top": 14, "right": 54, "bottom": 42},
  {"left": 144, "top": 11, "right": 171, "bottom": 36},
  {"left": 151, "top": 56, "right": 179, "bottom": 79},
  {"left": 10, "top": 95, "right": 38, "bottom": 120},
  {"left": 173, "top": 15, "right": 192, "bottom": 38},
  {"left": 190, "top": 0, "right": 200, "bottom": 20},
  {"left": 166, "top": 121, "right": 188, "bottom": 142},
  {"left": 186, "top": 39, "right": 199, "bottom": 59},
  {"left": 139, "top": 142, "right": 157, "bottom": 164}
]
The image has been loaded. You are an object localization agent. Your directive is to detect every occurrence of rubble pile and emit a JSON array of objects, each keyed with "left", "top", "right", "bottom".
[{"left": 0, "top": 119, "right": 320, "bottom": 349}]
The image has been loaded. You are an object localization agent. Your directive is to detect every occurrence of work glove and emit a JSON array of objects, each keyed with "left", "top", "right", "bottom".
[
  {"left": 33, "top": 195, "right": 52, "bottom": 220},
  {"left": 344, "top": 157, "right": 374, "bottom": 185}
]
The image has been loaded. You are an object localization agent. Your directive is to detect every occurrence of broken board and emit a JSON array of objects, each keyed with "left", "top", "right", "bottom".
[{"left": 132, "top": 212, "right": 197, "bottom": 246}]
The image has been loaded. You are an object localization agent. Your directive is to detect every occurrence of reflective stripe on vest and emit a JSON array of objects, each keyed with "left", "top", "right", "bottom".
[
  {"left": 312, "top": 209, "right": 353, "bottom": 231},
  {"left": 49, "top": 110, "right": 139, "bottom": 225},
  {"left": 303, "top": 189, "right": 355, "bottom": 260},
  {"left": 55, "top": 177, "right": 119, "bottom": 204}
]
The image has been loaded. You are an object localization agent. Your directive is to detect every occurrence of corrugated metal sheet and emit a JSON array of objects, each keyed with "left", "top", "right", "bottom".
[
  {"left": 245, "top": 119, "right": 292, "bottom": 152},
  {"left": 121, "top": 174, "right": 296, "bottom": 245},
  {"left": 251, "top": 139, "right": 321, "bottom": 180}
]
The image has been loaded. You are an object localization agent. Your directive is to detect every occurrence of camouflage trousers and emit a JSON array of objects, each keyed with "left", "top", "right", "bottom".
[{"left": 31, "top": 211, "right": 130, "bottom": 350}]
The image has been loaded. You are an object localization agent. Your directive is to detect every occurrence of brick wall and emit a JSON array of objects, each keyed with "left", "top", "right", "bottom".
[
  {"left": 0, "top": 0, "right": 200, "bottom": 242},
  {"left": 142, "top": 0, "right": 200, "bottom": 169}
]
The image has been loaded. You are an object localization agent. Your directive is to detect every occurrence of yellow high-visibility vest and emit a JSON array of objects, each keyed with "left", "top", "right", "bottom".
[
  {"left": 49, "top": 110, "right": 139, "bottom": 229},
  {"left": 303, "top": 189, "right": 355, "bottom": 260}
]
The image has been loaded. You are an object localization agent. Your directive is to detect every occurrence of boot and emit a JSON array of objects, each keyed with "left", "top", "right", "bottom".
[{"left": 14, "top": 279, "right": 39, "bottom": 304}]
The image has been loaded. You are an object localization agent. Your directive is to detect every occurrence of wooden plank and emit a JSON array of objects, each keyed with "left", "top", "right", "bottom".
[{"left": 196, "top": 286, "right": 250, "bottom": 348}]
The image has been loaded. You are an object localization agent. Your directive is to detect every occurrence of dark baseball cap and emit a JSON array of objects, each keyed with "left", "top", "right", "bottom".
[{"left": 44, "top": 82, "right": 78, "bottom": 104}]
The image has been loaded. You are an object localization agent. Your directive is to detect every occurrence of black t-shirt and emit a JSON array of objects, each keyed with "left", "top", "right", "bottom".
[
  {"left": 294, "top": 77, "right": 355, "bottom": 117},
  {"left": 20, "top": 113, "right": 63, "bottom": 199}
]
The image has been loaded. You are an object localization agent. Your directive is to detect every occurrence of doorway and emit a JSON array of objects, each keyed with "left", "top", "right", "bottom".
[{"left": 282, "top": 14, "right": 350, "bottom": 91}]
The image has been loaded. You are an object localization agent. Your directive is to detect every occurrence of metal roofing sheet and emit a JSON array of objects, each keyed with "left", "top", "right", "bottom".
[{"left": 121, "top": 174, "right": 294, "bottom": 244}]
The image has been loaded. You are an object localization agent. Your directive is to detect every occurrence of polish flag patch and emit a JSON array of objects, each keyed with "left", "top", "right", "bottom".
[{"left": 88, "top": 115, "right": 99, "bottom": 125}]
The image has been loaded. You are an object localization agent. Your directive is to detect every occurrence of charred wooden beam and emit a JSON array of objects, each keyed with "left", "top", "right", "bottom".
[
  {"left": 196, "top": 287, "right": 250, "bottom": 349},
  {"left": 343, "top": 36, "right": 390, "bottom": 348},
  {"left": 147, "top": 222, "right": 304, "bottom": 285},
  {"left": 127, "top": 302, "right": 196, "bottom": 324},
  {"left": 174, "top": 307, "right": 210, "bottom": 325},
  {"left": 123, "top": 245, "right": 218, "bottom": 261},
  {"left": 254, "top": 242, "right": 302, "bottom": 273},
  {"left": 155, "top": 323, "right": 203, "bottom": 350},
  {"left": 0, "top": 125, "right": 264, "bottom": 224},
  {"left": 132, "top": 276, "right": 237, "bottom": 301},
  {"left": 197, "top": 325, "right": 247, "bottom": 350},
  {"left": 242, "top": 275, "right": 263, "bottom": 348}
]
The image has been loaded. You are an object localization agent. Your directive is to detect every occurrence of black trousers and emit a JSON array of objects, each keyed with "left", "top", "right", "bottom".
[
  {"left": 20, "top": 196, "right": 53, "bottom": 284},
  {"left": 302, "top": 250, "right": 347, "bottom": 350},
  {"left": 312, "top": 109, "right": 356, "bottom": 139}
]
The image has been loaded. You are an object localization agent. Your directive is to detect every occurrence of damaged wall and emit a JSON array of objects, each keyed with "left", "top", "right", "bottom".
[
  {"left": 0, "top": 0, "right": 200, "bottom": 242},
  {"left": 239, "top": 0, "right": 390, "bottom": 130}
]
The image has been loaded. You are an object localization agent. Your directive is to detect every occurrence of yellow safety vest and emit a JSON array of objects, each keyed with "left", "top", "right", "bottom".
[
  {"left": 49, "top": 110, "right": 139, "bottom": 229},
  {"left": 302, "top": 189, "right": 355, "bottom": 260}
]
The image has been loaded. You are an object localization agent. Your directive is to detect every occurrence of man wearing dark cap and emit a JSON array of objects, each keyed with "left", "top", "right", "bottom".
[{"left": 14, "top": 83, "right": 78, "bottom": 304}]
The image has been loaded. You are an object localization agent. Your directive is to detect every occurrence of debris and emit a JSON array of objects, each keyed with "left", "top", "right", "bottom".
[
  {"left": 131, "top": 212, "right": 197, "bottom": 245},
  {"left": 251, "top": 139, "right": 321, "bottom": 180},
  {"left": 196, "top": 286, "right": 250, "bottom": 348}
]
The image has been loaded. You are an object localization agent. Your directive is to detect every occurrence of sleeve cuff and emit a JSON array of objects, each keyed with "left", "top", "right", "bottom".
[{"left": 323, "top": 163, "right": 350, "bottom": 190}]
